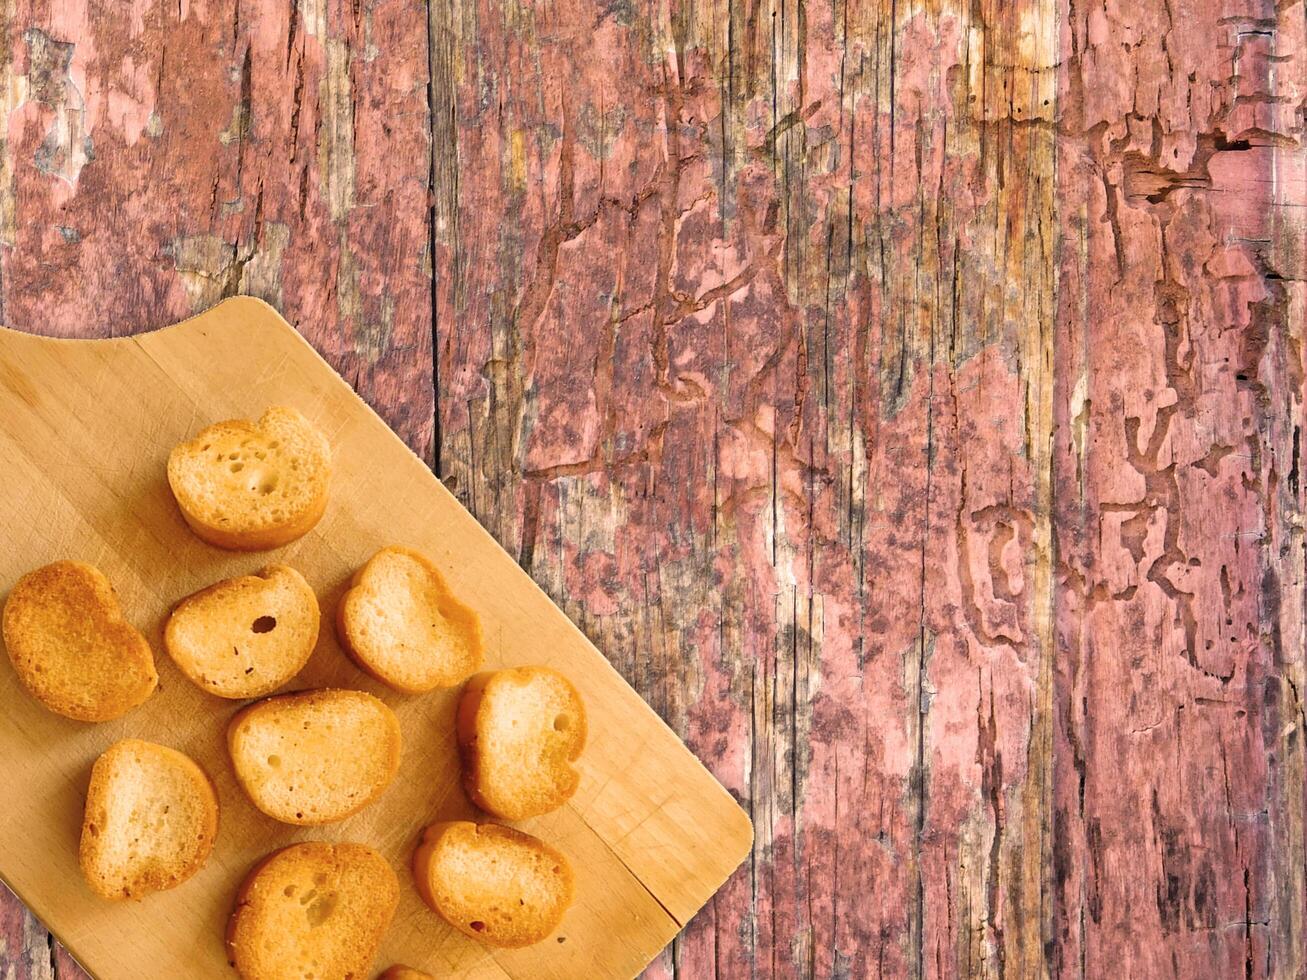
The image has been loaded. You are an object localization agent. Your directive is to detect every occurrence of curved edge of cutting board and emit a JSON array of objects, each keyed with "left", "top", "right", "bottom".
[
  {"left": 0, "top": 296, "right": 753, "bottom": 979},
  {"left": 0, "top": 297, "right": 262, "bottom": 347}
]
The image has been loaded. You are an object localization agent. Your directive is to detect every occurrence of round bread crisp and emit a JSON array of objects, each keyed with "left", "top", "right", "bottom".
[
  {"left": 79, "top": 739, "right": 219, "bottom": 900},
  {"left": 167, "top": 405, "right": 331, "bottom": 551},
  {"left": 337, "top": 546, "right": 483, "bottom": 693},
  {"left": 227, "top": 688, "right": 402, "bottom": 825},
  {"left": 412, "top": 822, "right": 573, "bottom": 947},
  {"left": 457, "top": 666, "right": 586, "bottom": 820},
  {"left": 165, "top": 564, "right": 319, "bottom": 699},
  {"left": 227, "top": 841, "right": 399, "bottom": 980},
  {"left": 2, "top": 560, "right": 157, "bottom": 722}
]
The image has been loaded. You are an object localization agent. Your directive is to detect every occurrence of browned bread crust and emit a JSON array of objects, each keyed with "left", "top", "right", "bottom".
[
  {"left": 167, "top": 406, "right": 330, "bottom": 551},
  {"left": 2, "top": 560, "right": 157, "bottom": 721},
  {"left": 164, "top": 564, "right": 319, "bottom": 699},
  {"left": 227, "top": 841, "right": 399, "bottom": 980},
  {"left": 79, "top": 739, "right": 219, "bottom": 899},
  {"left": 412, "top": 821, "right": 573, "bottom": 947},
  {"left": 457, "top": 666, "right": 586, "bottom": 820},
  {"left": 227, "top": 688, "right": 402, "bottom": 825},
  {"left": 337, "top": 546, "right": 482, "bottom": 693}
]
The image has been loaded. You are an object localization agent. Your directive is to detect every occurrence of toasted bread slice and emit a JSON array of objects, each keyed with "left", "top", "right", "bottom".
[
  {"left": 413, "top": 822, "right": 573, "bottom": 947},
  {"left": 228, "top": 688, "right": 401, "bottom": 824},
  {"left": 167, "top": 406, "right": 331, "bottom": 551},
  {"left": 165, "top": 564, "right": 319, "bottom": 699},
  {"left": 457, "top": 667, "right": 586, "bottom": 819},
  {"left": 378, "top": 968, "right": 435, "bottom": 980},
  {"left": 337, "top": 546, "right": 483, "bottom": 693},
  {"left": 227, "top": 841, "right": 399, "bottom": 980},
  {"left": 79, "top": 739, "right": 219, "bottom": 899},
  {"left": 2, "top": 561, "right": 157, "bottom": 721}
]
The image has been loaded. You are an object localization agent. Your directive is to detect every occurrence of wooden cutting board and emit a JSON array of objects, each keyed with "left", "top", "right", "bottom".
[{"left": 0, "top": 297, "right": 752, "bottom": 980}]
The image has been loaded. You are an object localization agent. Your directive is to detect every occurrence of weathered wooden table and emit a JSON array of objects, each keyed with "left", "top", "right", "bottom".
[{"left": 0, "top": 0, "right": 1302, "bottom": 977}]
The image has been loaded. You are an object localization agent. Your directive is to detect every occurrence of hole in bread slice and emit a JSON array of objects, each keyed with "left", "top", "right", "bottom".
[
  {"left": 305, "top": 891, "right": 339, "bottom": 926},
  {"left": 227, "top": 842, "right": 398, "bottom": 980},
  {"left": 165, "top": 566, "right": 318, "bottom": 700},
  {"left": 167, "top": 406, "right": 330, "bottom": 551}
]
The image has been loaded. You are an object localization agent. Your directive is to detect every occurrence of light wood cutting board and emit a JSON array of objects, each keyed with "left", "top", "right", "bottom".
[{"left": 0, "top": 297, "right": 752, "bottom": 980}]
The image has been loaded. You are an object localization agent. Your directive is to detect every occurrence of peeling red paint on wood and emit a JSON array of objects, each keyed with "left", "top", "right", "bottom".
[
  {"left": 442, "top": 0, "right": 1059, "bottom": 975},
  {"left": 0, "top": 0, "right": 1304, "bottom": 978},
  {"left": 0, "top": 882, "right": 54, "bottom": 979},
  {"left": 4, "top": 0, "right": 434, "bottom": 452},
  {"left": 1053, "top": 2, "right": 1306, "bottom": 978}
]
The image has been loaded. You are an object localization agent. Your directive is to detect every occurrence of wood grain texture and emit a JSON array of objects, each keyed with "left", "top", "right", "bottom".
[
  {"left": 442, "top": 0, "right": 1058, "bottom": 975},
  {"left": 0, "top": 0, "right": 1302, "bottom": 978},
  {"left": 1053, "top": 2, "right": 1306, "bottom": 977}
]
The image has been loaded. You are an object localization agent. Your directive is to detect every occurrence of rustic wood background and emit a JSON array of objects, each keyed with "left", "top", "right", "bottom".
[{"left": 0, "top": 0, "right": 1302, "bottom": 977}]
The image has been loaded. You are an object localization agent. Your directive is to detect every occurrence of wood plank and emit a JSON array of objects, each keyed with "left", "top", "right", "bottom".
[
  {"left": 1051, "top": 0, "right": 1307, "bottom": 976},
  {"left": 437, "top": 0, "right": 1061, "bottom": 975},
  {"left": 0, "top": 298, "right": 750, "bottom": 980}
]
